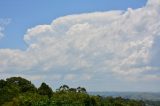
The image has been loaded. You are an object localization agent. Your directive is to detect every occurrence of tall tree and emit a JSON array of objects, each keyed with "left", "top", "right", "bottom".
[{"left": 38, "top": 82, "right": 53, "bottom": 98}]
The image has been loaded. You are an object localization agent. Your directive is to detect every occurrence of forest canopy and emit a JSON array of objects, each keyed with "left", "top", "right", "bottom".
[{"left": 0, "top": 77, "right": 145, "bottom": 106}]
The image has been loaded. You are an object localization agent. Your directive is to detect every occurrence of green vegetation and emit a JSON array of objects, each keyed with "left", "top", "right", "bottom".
[
  {"left": 144, "top": 100, "right": 160, "bottom": 106},
  {"left": 0, "top": 77, "right": 145, "bottom": 106}
]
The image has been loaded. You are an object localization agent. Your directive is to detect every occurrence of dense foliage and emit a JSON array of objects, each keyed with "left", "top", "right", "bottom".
[{"left": 0, "top": 77, "right": 146, "bottom": 106}]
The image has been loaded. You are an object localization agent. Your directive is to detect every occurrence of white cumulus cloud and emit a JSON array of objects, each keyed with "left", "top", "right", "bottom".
[{"left": 0, "top": 0, "right": 160, "bottom": 82}]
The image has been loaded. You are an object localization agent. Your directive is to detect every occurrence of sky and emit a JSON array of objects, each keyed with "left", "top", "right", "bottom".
[{"left": 0, "top": 0, "right": 160, "bottom": 92}]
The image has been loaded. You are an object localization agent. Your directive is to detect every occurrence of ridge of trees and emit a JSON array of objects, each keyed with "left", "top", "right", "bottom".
[{"left": 0, "top": 77, "right": 145, "bottom": 106}]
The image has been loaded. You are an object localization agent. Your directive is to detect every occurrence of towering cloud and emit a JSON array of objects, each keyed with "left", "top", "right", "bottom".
[{"left": 0, "top": 0, "right": 160, "bottom": 82}]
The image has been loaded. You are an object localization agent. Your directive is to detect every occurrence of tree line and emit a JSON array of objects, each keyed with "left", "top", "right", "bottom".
[{"left": 0, "top": 77, "right": 145, "bottom": 106}]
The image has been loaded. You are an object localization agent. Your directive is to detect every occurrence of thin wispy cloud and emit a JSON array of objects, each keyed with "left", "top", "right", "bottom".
[{"left": 0, "top": 18, "right": 11, "bottom": 39}]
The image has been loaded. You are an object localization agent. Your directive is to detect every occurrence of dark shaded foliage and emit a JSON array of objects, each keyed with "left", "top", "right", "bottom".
[{"left": 38, "top": 82, "right": 53, "bottom": 98}]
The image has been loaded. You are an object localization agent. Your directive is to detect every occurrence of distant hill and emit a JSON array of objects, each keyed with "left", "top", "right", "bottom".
[{"left": 89, "top": 92, "right": 160, "bottom": 101}]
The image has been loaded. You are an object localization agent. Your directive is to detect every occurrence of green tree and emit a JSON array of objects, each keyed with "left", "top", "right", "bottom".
[
  {"left": 0, "top": 79, "right": 6, "bottom": 88},
  {"left": 0, "top": 83, "right": 19, "bottom": 105},
  {"left": 6, "top": 77, "right": 36, "bottom": 93},
  {"left": 77, "top": 86, "right": 87, "bottom": 93},
  {"left": 59, "top": 84, "right": 69, "bottom": 92},
  {"left": 38, "top": 82, "right": 53, "bottom": 98},
  {"left": 69, "top": 88, "right": 77, "bottom": 92}
]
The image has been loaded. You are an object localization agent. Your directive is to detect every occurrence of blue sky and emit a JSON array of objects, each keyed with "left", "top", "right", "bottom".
[
  {"left": 0, "top": 0, "right": 146, "bottom": 49},
  {"left": 1, "top": 0, "right": 160, "bottom": 92}
]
